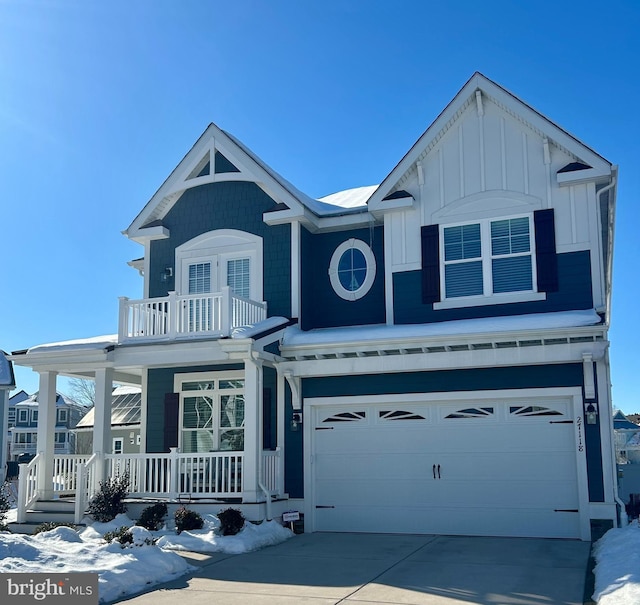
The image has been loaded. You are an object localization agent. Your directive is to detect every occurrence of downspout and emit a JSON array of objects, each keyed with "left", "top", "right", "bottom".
[{"left": 597, "top": 173, "right": 626, "bottom": 525}]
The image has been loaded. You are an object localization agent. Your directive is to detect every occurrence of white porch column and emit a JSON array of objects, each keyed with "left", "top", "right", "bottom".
[
  {"left": 243, "top": 357, "right": 262, "bottom": 502},
  {"left": 93, "top": 367, "right": 114, "bottom": 482},
  {"left": 36, "top": 371, "right": 58, "bottom": 499},
  {"left": 276, "top": 369, "right": 286, "bottom": 495}
]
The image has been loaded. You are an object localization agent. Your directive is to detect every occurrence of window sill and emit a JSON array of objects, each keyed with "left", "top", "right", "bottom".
[{"left": 433, "top": 291, "right": 546, "bottom": 310}]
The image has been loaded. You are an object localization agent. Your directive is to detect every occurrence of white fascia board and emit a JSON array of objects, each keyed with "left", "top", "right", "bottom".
[
  {"left": 263, "top": 205, "right": 374, "bottom": 233},
  {"left": 557, "top": 167, "right": 612, "bottom": 187},
  {"left": 113, "top": 339, "right": 232, "bottom": 368},
  {"left": 128, "top": 225, "right": 170, "bottom": 244},
  {"left": 280, "top": 339, "right": 608, "bottom": 378},
  {"left": 280, "top": 324, "right": 607, "bottom": 359}
]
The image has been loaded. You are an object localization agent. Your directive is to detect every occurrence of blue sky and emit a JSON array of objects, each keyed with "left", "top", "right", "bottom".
[{"left": 1, "top": 1, "right": 639, "bottom": 411}]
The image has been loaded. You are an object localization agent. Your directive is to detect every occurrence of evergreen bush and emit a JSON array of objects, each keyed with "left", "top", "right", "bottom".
[
  {"left": 136, "top": 503, "right": 167, "bottom": 531},
  {"left": 217, "top": 507, "right": 245, "bottom": 536},
  {"left": 103, "top": 526, "right": 134, "bottom": 546},
  {"left": 174, "top": 506, "right": 203, "bottom": 534},
  {"left": 0, "top": 482, "right": 11, "bottom": 531},
  {"left": 87, "top": 472, "right": 130, "bottom": 523},
  {"left": 33, "top": 521, "right": 77, "bottom": 535}
]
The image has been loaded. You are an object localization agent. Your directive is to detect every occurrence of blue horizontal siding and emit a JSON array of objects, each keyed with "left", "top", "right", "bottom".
[
  {"left": 300, "top": 226, "right": 385, "bottom": 330},
  {"left": 394, "top": 250, "right": 593, "bottom": 324}
]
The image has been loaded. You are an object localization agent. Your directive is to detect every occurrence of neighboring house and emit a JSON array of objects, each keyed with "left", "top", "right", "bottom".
[
  {"left": 10, "top": 73, "right": 619, "bottom": 540},
  {"left": 74, "top": 386, "right": 142, "bottom": 455},
  {"left": 613, "top": 410, "right": 640, "bottom": 509},
  {"left": 0, "top": 351, "right": 16, "bottom": 482},
  {"left": 9, "top": 392, "right": 85, "bottom": 461},
  {"left": 613, "top": 410, "right": 640, "bottom": 465}
]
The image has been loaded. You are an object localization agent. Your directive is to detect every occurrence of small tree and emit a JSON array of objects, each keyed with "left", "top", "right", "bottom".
[
  {"left": 136, "top": 503, "right": 167, "bottom": 531},
  {"left": 66, "top": 378, "right": 96, "bottom": 408},
  {"left": 87, "top": 473, "right": 130, "bottom": 523}
]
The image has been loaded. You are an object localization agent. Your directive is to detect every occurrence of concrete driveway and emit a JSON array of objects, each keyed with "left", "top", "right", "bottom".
[{"left": 120, "top": 533, "right": 592, "bottom": 605}]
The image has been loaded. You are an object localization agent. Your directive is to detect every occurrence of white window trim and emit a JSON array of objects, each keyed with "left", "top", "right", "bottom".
[
  {"left": 112, "top": 437, "right": 124, "bottom": 454},
  {"left": 18, "top": 409, "right": 28, "bottom": 423},
  {"left": 175, "top": 230, "right": 263, "bottom": 301},
  {"left": 58, "top": 408, "right": 68, "bottom": 424},
  {"left": 435, "top": 213, "right": 545, "bottom": 310},
  {"left": 174, "top": 371, "right": 245, "bottom": 453},
  {"left": 328, "top": 238, "right": 377, "bottom": 301}
]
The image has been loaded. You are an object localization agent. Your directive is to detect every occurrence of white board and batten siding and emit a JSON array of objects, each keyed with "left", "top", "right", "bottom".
[
  {"left": 304, "top": 389, "right": 590, "bottom": 540},
  {"left": 385, "top": 95, "right": 605, "bottom": 308}
]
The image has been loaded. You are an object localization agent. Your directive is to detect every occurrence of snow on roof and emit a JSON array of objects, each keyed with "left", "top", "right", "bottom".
[
  {"left": 223, "top": 132, "right": 374, "bottom": 218},
  {"left": 230, "top": 316, "right": 290, "bottom": 339},
  {"left": 306, "top": 185, "right": 378, "bottom": 216},
  {"left": 282, "top": 309, "right": 602, "bottom": 348},
  {"left": 27, "top": 335, "right": 118, "bottom": 354},
  {"left": 0, "top": 350, "right": 15, "bottom": 388}
]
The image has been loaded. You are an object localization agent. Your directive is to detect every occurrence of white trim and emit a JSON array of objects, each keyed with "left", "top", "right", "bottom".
[
  {"left": 304, "top": 387, "right": 590, "bottom": 540},
  {"left": 175, "top": 229, "right": 263, "bottom": 301},
  {"left": 291, "top": 221, "right": 300, "bottom": 318},
  {"left": 112, "top": 437, "right": 124, "bottom": 455},
  {"left": 384, "top": 214, "right": 394, "bottom": 324},
  {"left": 434, "top": 292, "right": 546, "bottom": 310},
  {"left": 328, "top": 238, "right": 376, "bottom": 301}
]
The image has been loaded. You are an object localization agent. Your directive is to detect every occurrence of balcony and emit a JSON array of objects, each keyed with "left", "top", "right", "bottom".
[{"left": 119, "top": 286, "right": 267, "bottom": 343}]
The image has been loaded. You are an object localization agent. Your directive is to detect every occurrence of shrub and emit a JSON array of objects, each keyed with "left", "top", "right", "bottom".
[
  {"left": 103, "top": 526, "right": 134, "bottom": 546},
  {"left": 174, "top": 506, "right": 203, "bottom": 534},
  {"left": 136, "top": 503, "right": 168, "bottom": 531},
  {"left": 217, "top": 507, "right": 245, "bottom": 536},
  {"left": 0, "top": 482, "right": 11, "bottom": 531},
  {"left": 87, "top": 472, "right": 130, "bottom": 523},
  {"left": 33, "top": 521, "right": 77, "bottom": 535}
]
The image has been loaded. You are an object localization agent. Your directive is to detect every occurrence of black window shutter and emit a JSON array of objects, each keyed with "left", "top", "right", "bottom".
[
  {"left": 262, "top": 387, "right": 273, "bottom": 450},
  {"left": 163, "top": 393, "right": 179, "bottom": 452},
  {"left": 422, "top": 224, "right": 441, "bottom": 303},
  {"left": 534, "top": 209, "right": 558, "bottom": 292}
]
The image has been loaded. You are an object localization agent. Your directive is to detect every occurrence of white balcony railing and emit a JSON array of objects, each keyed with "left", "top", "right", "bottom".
[{"left": 119, "top": 286, "right": 267, "bottom": 343}]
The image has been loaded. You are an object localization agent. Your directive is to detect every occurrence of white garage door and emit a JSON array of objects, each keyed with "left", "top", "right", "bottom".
[{"left": 311, "top": 398, "right": 581, "bottom": 538}]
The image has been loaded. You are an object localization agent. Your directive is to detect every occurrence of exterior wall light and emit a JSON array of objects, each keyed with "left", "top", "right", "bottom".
[
  {"left": 290, "top": 412, "right": 302, "bottom": 431},
  {"left": 585, "top": 402, "right": 598, "bottom": 424},
  {"left": 161, "top": 267, "right": 173, "bottom": 282}
]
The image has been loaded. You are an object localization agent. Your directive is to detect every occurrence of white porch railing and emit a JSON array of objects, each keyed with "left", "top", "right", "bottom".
[
  {"left": 106, "top": 450, "right": 244, "bottom": 498},
  {"left": 52, "top": 455, "right": 92, "bottom": 496},
  {"left": 17, "top": 454, "right": 41, "bottom": 523},
  {"left": 119, "top": 287, "right": 267, "bottom": 343},
  {"left": 261, "top": 449, "right": 281, "bottom": 494},
  {"left": 74, "top": 453, "right": 99, "bottom": 523},
  {"left": 17, "top": 449, "right": 284, "bottom": 523}
]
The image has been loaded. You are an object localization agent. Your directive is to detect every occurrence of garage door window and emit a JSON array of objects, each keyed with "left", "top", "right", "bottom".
[
  {"left": 322, "top": 411, "right": 366, "bottom": 423},
  {"left": 510, "top": 405, "right": 562, "bottom": 417},
  {"left": 379, "top": 410, "right": 426, "bottom": 421},
  {"left": 445, "top": 407, "right": 494, "bottom": 419}
]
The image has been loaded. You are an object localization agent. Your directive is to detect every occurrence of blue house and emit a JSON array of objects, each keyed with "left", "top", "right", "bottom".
[
  {"left": 11, "top": 73, "right": 619, "bottom": 539},
  {"left": 0, "top": 351, "right": 16, "bottom": 482}
]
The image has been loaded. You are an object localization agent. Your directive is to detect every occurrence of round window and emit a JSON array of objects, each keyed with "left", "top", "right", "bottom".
[{"left": 329, "top": 239, "right": 376, "bottom": 301}]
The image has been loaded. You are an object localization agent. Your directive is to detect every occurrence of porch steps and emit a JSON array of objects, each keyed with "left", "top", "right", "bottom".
[{"left": 10, "top": 499, "right": 84, "bottom": 533}]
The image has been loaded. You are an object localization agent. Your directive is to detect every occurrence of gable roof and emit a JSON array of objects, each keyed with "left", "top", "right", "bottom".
[
  {"left": 124, "top": 124, "right": 371, "bottom": 242},
  {"left": 367, "top": 72, "right": 613, "bottom": 213}
]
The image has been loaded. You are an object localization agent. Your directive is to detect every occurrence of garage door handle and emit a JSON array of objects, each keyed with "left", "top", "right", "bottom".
[
  {"left": 437, "top": 464, "right": 441, "bottom": 479},
  {"left": 432, "top": 464, "right": 437, "bottom": 479},
  {"left": 432, "top": 464, "right": 441, "bottom": 479}
]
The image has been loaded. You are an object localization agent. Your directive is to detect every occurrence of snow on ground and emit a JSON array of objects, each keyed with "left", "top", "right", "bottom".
[
  {"left": 0, "top": 512, "right": 294, "bottom": 603},
  {"left": 592, "top": 521, "right": 640, "bottom": 604}
]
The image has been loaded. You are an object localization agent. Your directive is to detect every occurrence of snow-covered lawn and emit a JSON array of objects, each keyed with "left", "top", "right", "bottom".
[{"left": 0, "top": 511, "right": 294, "bottom": 603}]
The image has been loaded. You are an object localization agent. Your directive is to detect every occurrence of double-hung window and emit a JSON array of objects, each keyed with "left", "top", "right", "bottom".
[{"left": 441, "top": 215, "right": 534, "bottom": 300}]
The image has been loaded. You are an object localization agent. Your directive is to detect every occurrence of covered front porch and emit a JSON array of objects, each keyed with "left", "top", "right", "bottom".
[{"left": 10, "top": 326, "right": 292, "bottom": 526}]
